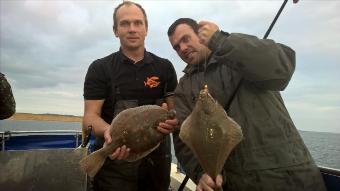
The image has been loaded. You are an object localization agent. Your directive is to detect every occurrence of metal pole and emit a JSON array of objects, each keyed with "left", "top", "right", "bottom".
[
  {"left": 76, "top": 132, "right": 79, "bottom": 147},
  {"left": 263, "top": 0, "right": 288, "bottom": 39},
  {"left": 1, "top": 133, "right": 5, "bottom": 151}
]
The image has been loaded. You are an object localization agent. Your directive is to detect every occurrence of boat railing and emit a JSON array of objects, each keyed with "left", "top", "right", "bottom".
[
  {"left": 0, "top": 130, "right": 82, "bottom": 151},
  {"left": 319, "top": 166, "right": 340, "bottom": 176},
  {"left": 319, "top": 165, "right": 340, "bottom": 191}
]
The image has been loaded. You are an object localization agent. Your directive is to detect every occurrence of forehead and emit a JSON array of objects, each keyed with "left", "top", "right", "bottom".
[
  {"left": 170, "top": 24, "right": 195, "bottom": 44},
  {"left": 116, "top": 4, "right": 144, "bottom": 22}
]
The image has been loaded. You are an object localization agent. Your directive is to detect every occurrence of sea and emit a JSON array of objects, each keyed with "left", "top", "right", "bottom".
[{"left": 1, "top": 120, "right": 340, "bottom": 169}]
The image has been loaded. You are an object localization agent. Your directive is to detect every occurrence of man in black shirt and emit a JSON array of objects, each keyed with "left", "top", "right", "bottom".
[{"left": 83, "top": 1, "right": 178, "bottom": 191}]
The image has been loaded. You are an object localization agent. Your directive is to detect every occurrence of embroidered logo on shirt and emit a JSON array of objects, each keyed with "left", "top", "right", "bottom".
[{"left": 144, "top": 76, "right": 160, "bottom": 88}]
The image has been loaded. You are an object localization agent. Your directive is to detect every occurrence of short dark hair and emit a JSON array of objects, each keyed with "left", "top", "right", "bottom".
[
  {"left": 167, "top": 18, "right": 199, "bottom": 37},
  {"left": 113, "top": 1, "right": 148, "bottom": 32}
]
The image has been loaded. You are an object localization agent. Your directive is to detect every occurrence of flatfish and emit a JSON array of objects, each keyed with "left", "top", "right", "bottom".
[
  {"left": 80, "top": 105, "right": 174, "bottom": 177},
  {"left": 179, "top": 85, "right": 243, "bottom": 179}
]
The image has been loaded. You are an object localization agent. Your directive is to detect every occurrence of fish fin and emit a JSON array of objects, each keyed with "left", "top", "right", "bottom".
[
  {"left": 126, "top": 142, "right": 160, "bottom": 162},
  {"left": 79, "top": 149, "right": 106, "bottom": 177}
]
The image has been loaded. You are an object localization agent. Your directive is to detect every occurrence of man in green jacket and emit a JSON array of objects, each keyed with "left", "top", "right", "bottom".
[{"left": 167, "top": 18, "right": 326, "bottom": 191}]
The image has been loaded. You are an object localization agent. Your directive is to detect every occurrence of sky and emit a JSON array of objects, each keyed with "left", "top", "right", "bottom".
[{"left": 0, "top": 0, "right": 339, "bottom": 133}]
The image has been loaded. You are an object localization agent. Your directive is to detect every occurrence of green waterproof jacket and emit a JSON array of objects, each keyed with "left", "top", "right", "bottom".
[{"left": 173, "top": 31, "right": 326, "bottom": 190}]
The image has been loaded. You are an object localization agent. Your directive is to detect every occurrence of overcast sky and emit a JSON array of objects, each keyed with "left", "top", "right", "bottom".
[{"left": 1, "top": 0, "right": 339, "bottom": 133}]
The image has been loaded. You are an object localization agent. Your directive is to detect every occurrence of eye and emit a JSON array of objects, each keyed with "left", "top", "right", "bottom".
[
  {"left": 120, "top": 20, "right": 130, "bottom": 27},
  {"left": 182, "top": 35, "right": 189, "bottom": 43},
  {"left": 134, "top": 20, "right": 143, "bottom": 26},
  {"left": 173, "top": 44, "right": 180, "bottom": 51}
]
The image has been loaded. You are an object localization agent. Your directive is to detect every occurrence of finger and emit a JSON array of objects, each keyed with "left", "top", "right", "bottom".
[
  {"left": 158, "top": 122, "right": 174, "bottom": 133},
  {"left": 198, "top": 174, "right": 215, "bottom": 191},
  {"left": 109, "top": 147, "right": 120, "bottom": 160},
  {"left": 198, "top": 22, "right": 210, "bottom": 37},
  {"left": 157, "top": 126, "right": 172, "bottom": 135},
  {"left": 161, "top": 102, "right": 168, "bottom": 110},
  {"left": 216, "top": 174, "right": 223, "bottom": 187},
  {"left": 117, "top": 145, "right": 126, "bottom": 160},
  {"left": 200, "top": 181, "right": 214, "bottom": 191},
  {"left": 160, "top": 122, "right": 172, "bottom": 130},
  {"left": 198, "top": 21, "right": 218, "bottom": 31},
  {"left": 163, "top": 119, "right": 178, "bottom": 129},
  {"left": 196, "top": 185, "right": 203, "bottom": 191},
  {"left": 123, "top": 147, "right": 130, "bottom": 159},
  {"left": 104, "top": 129, "right": 112, "bottom": 144},
  {"left": 165, "top": 118, "right": 178, "bottom": 127},
  {"left": 202, "top": 174, "right": 215, "bottom": 188},
  {"left": 119, "top": 145, "right": 130, "bottom": 159},
  {"left": 198, "top": 20, "right": 210, "bottom": 28}
]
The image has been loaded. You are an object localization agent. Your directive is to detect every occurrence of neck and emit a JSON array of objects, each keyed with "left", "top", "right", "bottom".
[{"left": 121, "top": 46, "right": 145, "bottom": 63}]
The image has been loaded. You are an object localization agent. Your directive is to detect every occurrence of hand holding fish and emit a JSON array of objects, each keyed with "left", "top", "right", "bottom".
[
  {"left": 104, "top": 127, "right": 130, "bottom": 160},
  {"left": 198, "top": 21, "right": 219, "bottom": 47},
  {"left": 157, "top": 103, "right": 178, "bottom": 134},
  {"left": 179, "top": 86, "right": 243, "bottom": 191},
  {"left": 157, "top": 118, "right": 178, "bottom": 134},
  {"left": 80, "top": 105, "right": 174, "bottom": 177},
  {"left": 196, "top": 173, "right": 223, "bottom": 191}
]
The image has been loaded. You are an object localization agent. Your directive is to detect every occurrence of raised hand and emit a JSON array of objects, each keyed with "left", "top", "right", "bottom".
[{"left": 198, "top": 21, "right": 219, "bottom": 47}]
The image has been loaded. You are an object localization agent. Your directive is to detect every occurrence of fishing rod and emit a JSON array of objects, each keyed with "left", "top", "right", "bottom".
[{"left": 263, "top": 0, "right": 299, "bottom": 39}]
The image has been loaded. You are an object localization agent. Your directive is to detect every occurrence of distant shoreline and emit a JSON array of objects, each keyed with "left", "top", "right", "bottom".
[{"left": 8, "top": 113, "right": 82, "bottom": 122}]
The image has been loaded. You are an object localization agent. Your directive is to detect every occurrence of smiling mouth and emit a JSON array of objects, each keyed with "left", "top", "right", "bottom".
[{"left": 185, "top": 52, "right": 194, "bottom": 59}]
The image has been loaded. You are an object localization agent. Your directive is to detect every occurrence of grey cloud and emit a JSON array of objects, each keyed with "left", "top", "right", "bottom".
[
  {"left": 1, "top": 0, "right": 339, "bottom": 132},
  {"left": 0, "top": 0, "right": 117, "bottom": 89}
]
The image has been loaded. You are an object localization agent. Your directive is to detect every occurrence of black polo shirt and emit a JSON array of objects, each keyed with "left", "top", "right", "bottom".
[{"left": 83, "top": 50, "right": 178, "bottom": 123}]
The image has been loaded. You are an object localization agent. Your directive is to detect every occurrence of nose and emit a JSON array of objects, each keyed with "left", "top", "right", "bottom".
[
  {"left": 127, "top": 23, "right": 137, "bottom": 32},
  {"left": 179, "top": 42, "right": 189, "bottom": 54}
]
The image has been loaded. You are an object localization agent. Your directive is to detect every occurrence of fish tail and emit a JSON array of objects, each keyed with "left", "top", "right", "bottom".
[{"left": 79, "top": 149, "right": 106, "bottom": 177}]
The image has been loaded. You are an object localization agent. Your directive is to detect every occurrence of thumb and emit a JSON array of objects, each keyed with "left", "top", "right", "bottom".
[
  {"left": 104, "top": 128, "right": 112, "bottom": 144},
  {"left": 216, "top": 174, "right": 223, "bottom": 187},
  {"left": 198, "top": 20, "right": 210, "bottom": 28},
  {"left": 161, "top": 102, "right": 168, "bottom": 110}
]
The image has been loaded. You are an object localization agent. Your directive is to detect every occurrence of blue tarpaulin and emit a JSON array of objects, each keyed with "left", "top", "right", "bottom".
[
  {"left": 3, "top": 134, "right": 81, "bottom": 150},
  {"left": 1, "top": 131, "right": 96, "bottom": 151}
]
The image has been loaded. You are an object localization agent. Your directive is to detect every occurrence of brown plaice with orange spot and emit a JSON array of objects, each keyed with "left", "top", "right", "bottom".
[{"left": 179, "top": 85, "right": 243, "bottom": 179}]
